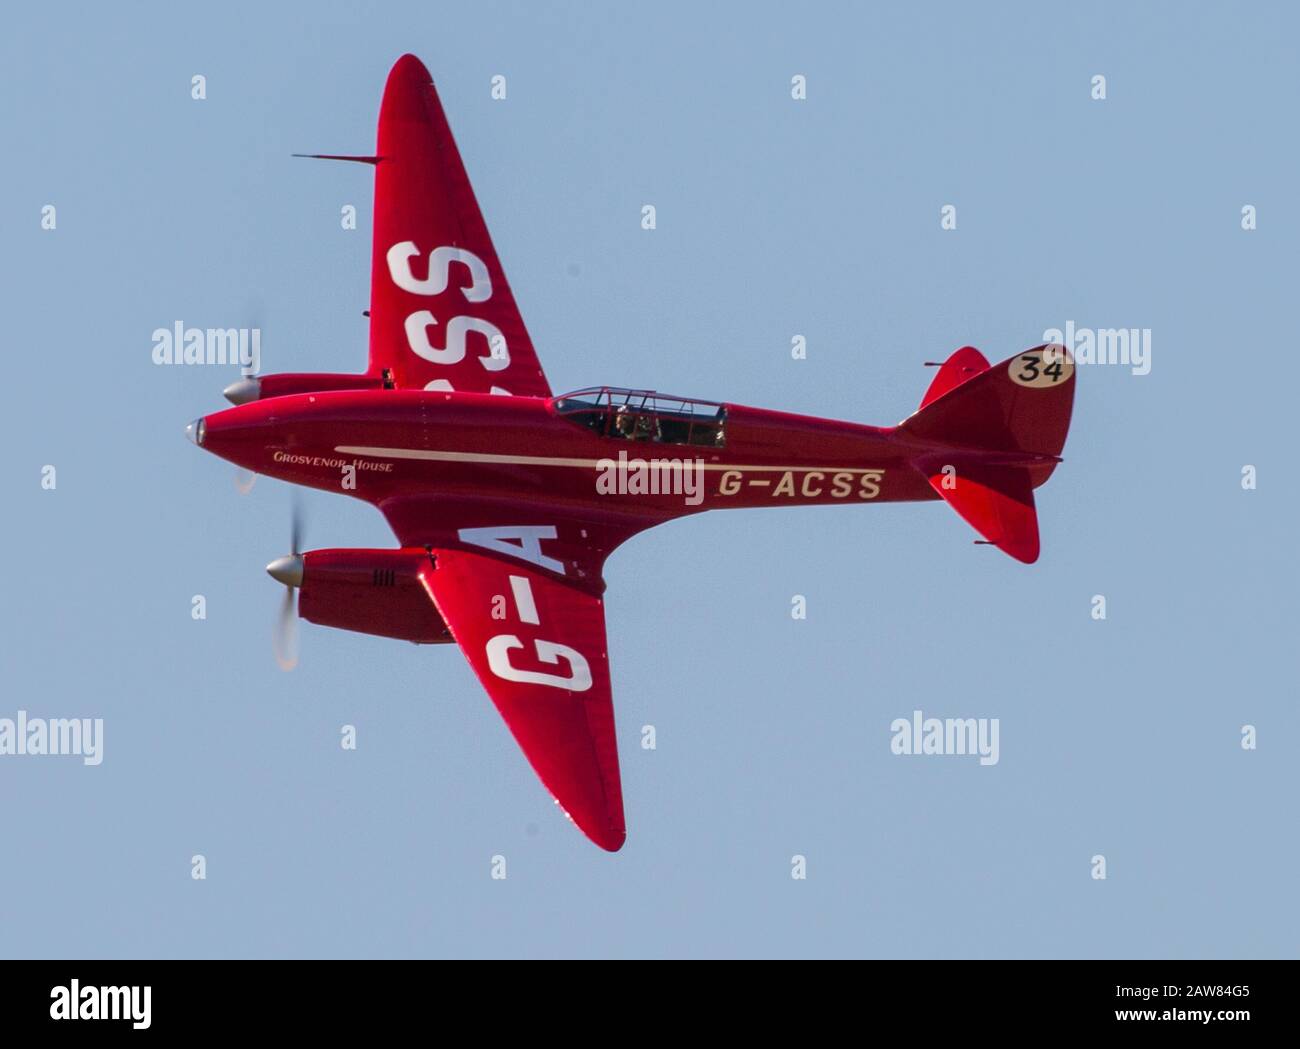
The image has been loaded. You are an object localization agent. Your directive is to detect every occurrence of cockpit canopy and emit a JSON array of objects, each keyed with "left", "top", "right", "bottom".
[{"left": 552, "top": 387, "right": 727, "bottom": 447}]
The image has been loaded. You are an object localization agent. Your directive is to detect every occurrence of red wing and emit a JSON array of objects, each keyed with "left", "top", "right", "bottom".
[
  {"left": 367, "top": 54, "right": 550, "bottom": 398},
  {"left": 423, "top": 547, "right": 624, "bottom": 851},
  {"left": 380, "top": 493, "right": 665, "bottom": 593}
]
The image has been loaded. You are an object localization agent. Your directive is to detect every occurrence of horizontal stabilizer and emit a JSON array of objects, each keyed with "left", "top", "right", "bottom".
[
  {"left": 901, "top": 344, "right": 1074, "bottom": 462},
  {"left": 919, "top": 346, "right": 990, "bottom": 409},
  {"left": 926, "top": 463, "right": 1039, "bottom": 564}
]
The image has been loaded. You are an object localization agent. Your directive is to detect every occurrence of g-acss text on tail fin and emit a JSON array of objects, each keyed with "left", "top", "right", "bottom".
[{"left": 899, "top": 344, "right": 1076, "bottom": 564}]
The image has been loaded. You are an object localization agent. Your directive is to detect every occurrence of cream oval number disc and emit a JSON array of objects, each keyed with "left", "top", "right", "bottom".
[{"left": 1009, "top": 345, "right": 1074, "bottom": 388}]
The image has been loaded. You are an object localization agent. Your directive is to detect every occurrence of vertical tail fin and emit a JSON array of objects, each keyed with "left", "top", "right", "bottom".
[{"left": 900, "top": 345, "right": 1075, "bottom": 564}]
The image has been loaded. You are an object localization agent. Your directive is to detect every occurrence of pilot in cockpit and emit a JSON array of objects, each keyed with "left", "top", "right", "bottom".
[{"left": 614, "top": 405, "right": 658, "bottom": 441}]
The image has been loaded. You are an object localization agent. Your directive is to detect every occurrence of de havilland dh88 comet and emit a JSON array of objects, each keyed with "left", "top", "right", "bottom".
[{"left": 186, "top": 54, "right": 1075, "bottom": 851}]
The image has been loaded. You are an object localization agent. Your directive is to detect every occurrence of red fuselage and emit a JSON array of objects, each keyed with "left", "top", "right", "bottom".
[{"left": 194, "top": 389, "right": 944, "bottom": 521}]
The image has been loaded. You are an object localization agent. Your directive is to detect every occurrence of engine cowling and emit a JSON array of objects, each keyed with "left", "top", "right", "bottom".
[
  {"left": 223, "top": 372, "right": 385, "bottom": 405},
  {"left": 298, "top": 548, "right": 453, "bottom": 644}
]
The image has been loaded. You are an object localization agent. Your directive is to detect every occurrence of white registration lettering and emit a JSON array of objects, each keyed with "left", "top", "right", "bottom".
[
  {"left": 486, "top": 634, "right": 592, "bottom": 691},
  {"left": 458, "top": 526, "right": 565, "bottom": 575},
  {"left": 404, "top": 312, "right": 510, "bottom": 370},
  {"left": 386, "top": 242, "right": 492, "bottom": 301}
]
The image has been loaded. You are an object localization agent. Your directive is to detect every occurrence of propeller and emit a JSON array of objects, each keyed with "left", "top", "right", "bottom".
[
  {"left": 267, "top": 501, "right": 305, "bottom": 671},
  {"left": 229, "top": 294, "right": 268, "bottom": 494}
]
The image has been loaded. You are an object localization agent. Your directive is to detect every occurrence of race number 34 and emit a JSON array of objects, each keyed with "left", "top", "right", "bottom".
[{"left": 1009, "top": 346, "right": 1073, "bottom": 389}]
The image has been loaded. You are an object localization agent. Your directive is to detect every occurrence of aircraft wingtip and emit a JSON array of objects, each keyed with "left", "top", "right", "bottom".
[
  {"left": 583, "top": 819, "right": 626, "bottom": 852},
  {"left": 598, "top": 831, "right": 627, "bottom": 853},
  {"left": 390, "top": 53, "right": 431, "bottom": 81}
]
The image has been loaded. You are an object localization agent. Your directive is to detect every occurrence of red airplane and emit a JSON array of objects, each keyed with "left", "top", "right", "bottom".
[{"left": 186, "top": 54, "right": 1075, "bottom": 852}]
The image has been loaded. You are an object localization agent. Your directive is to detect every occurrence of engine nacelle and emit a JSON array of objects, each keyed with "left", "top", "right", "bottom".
[
  {"left": 224, "top": 372, "right": 385, "bottom": 404},
  {"left": 298, "top": 548, "right": 453, "bottom": 644}
]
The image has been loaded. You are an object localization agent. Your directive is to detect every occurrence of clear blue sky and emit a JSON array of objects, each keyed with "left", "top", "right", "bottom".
[{"left": 2, "top": 1, "right": 1296, "bottom": 958}]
